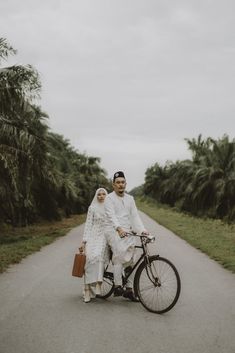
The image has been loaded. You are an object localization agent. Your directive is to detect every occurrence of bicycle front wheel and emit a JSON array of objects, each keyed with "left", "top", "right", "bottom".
[{"left": 134, "top": 256, "right": 181, "bottom": 314}]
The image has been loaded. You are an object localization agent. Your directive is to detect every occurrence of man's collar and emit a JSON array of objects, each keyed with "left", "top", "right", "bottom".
[{"left": 113, "top": 191, "right": 126, "bottom": 198}]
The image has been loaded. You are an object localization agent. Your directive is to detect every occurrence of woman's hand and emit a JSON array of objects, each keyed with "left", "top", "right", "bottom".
[
  {"left": 79, "top": 241, "right": 86, "bottom": 253},
  {"left": 116, "top": 227, "right": 127, "bottom": 238}
]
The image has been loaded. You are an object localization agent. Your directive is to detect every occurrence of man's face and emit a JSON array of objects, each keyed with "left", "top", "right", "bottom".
[{"left": 113, "top": 177, "right": 126, "bottom": 196}]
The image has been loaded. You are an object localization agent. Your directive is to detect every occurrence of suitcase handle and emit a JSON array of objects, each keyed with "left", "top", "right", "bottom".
[{"left": 79, "top": 246, "right": 84, "bottom": 254}]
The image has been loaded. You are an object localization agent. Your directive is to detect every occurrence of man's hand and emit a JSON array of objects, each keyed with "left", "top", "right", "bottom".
[
  {"left": 141, "top": 230, "right": 150, "bottom": 236},
  {"left": 116, "top": 227, "right": 127, "bottom": 238}
]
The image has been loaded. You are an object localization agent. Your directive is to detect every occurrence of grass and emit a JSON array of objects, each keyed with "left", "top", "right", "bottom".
[
  {"left": 0, "top": 214, "right": 86, "bottom": 273},
  {"left": 136, "top": 197, "right": 235, "bottom": 273}
]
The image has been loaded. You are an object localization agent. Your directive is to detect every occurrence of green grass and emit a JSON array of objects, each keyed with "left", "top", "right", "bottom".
[
  {"left": 137, "top": 197, "right": 235, "bottom": 273},
  {"left": 0, "top": 214, "right": 86, "bottom": 273}
]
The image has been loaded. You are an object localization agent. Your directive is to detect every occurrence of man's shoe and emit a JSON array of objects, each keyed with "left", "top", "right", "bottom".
[
  {"left": 113, "top": 286, "right": 124, "bottom": 297},
  {"left": 123, "top": 289, "right": 139, "bottom": 302}
]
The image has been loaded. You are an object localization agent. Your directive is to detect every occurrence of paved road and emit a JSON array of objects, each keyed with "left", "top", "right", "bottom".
[{"left": 0, "top": 212, "right": 235, "bottom": 353}]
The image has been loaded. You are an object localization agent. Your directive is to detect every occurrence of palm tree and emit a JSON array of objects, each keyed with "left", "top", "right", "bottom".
[
  {"left": 0, "top": 38, "right": 43, "bottom": 225},
  {"left": 0, "top": 38, "right": 111, "bottom": 225},
  {"left": 143, "top": 135, "right": 235, "bottom": 221}
]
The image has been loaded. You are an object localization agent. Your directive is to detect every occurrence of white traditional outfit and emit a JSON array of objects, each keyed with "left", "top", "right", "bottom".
[
  {"left": 83, "top": 188, "right": 109, "bottom": 286},
  {"left": 104, "top": 191, "right": 146, "bottom": 286}
]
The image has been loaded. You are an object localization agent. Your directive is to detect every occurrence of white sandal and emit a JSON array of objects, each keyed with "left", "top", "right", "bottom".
[
  {"left": 95, "top": 282, "right": 102, "bottom": 296},
  {"left": 84, "top": 289, "right": 91, "bottom": 303}
]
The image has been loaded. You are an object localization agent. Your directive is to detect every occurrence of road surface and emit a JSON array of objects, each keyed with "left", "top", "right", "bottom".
[{"left": 0, "top": 212, "right": 235, "bottom": 353}]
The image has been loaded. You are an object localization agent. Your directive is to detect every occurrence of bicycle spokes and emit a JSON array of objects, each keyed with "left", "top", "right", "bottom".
[{"left": 135, "top": 256, "right": 181, "bottom": 314}]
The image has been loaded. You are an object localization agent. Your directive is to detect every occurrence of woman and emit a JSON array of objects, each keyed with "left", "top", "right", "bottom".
[{"left": 81, "top": 188, "right": 109, "bottom": 303}]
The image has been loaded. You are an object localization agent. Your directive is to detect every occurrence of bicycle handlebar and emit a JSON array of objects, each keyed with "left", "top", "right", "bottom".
[{"left": 125, "top": 232, "right": 155, "bottom": 243}]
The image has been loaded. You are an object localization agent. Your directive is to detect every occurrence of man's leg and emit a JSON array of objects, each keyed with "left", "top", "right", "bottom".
[
  {"left": 105, "top": 230, "right": 124, "bottom": 296},
  {"left": 123, "top": 259, "right": 134, "bottom": 288},
  {"left": 113, "top": 263, "right": 123, "bottom": 286},
  {"left": 113, "top": 263, "right": 124, "bottom": 296},
  {"left": 123, "top": 260, "right": 139, "bottom": 302}
]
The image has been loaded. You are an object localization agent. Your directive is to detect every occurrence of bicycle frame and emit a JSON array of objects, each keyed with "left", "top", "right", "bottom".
[
  {"left": 102, "top": 233, "right": 181, "bottom": 314},
  {"left": 122, "top": 235, "right": 159, "bottom": 286}
]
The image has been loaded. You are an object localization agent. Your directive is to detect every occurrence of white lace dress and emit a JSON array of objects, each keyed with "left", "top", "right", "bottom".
[{"left": 83, "top": 205, "right": 109, "bottom": 285}]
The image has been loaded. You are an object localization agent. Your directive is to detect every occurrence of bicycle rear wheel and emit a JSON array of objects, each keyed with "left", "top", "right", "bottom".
[
  {"left": 134, "top": 256, "right": 181, "bottom": 314},
  {"left": 96, "top": 271, "right": 115, "bottom": 299}
]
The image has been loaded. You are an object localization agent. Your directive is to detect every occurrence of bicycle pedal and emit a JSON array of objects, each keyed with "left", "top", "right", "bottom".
[
  {"left": 113, "top": 286, "right": 124, "bottom": 297},
  {"left": 123, "top": 290, "right": 139, "bottom": 302}
]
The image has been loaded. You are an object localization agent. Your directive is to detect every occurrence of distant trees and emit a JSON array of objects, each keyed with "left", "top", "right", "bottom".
[
  {"left": 143, "top": 135, "right": 235, "bottom": 221},
  {"left": 0, "top": 38, "right": 110, "bottom": 226}
]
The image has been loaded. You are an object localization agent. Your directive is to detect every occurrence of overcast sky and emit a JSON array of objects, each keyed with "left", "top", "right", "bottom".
[{"left": 1, "top": 0, "right": 235, "bottom": 189}]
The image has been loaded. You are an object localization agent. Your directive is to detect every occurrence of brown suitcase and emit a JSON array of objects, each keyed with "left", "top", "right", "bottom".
[{"left": 72, "top": 249, "right": 86, "bottom": 277}]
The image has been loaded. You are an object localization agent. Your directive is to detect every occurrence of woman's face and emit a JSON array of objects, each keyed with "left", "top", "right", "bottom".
[{"left": 97, "top": 190, "right": 107, "bottom": 203}]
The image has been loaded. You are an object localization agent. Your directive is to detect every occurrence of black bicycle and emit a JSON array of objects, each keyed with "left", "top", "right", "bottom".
[{"left": 97, "top": 233, "right": 181, "bottom": 314}]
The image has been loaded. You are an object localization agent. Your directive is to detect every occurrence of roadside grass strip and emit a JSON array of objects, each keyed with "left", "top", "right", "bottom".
[
  {"left": 137, "top": 197, "right": 235, "bottom": 273},
  {"left": 0, "top": 214, "right": 86, "bottom": 273}
]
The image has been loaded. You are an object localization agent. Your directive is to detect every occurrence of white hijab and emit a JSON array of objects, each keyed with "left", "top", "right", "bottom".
[{"left": 90, "top": 188, "right": 108, "bottom": 215}]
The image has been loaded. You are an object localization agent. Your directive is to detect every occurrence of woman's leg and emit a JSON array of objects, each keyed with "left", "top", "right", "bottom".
[
  {"left": 84, "top": 284, "right": 91, "bottom": 302},
  {"left": 95, "top": 261, "right": 105, "bottom": 295},
  {"left": 95, "top": 281, "right": 102, "bottom": 295}
]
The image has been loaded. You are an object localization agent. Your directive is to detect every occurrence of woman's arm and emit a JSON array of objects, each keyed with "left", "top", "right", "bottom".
[{"left": 82, "top": 206, "right": 94, "bottom": 243}]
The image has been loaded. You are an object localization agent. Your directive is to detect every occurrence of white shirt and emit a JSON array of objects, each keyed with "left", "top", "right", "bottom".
[{"left": 104, "top": 191, "right": 145, "bottom": 233}]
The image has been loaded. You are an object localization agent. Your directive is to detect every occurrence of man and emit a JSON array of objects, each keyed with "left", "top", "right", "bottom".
[{"left": 104, "top": 171, "right": 149, "bottom": 301}]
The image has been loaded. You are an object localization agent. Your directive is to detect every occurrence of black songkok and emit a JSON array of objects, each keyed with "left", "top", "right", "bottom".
[{"left": 113, "top": 171, "right": 125, "bottom": 182}]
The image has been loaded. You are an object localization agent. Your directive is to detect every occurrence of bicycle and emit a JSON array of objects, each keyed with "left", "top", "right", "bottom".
[{"left": 97, "top": 233, "right": 181, "bottom": 314}]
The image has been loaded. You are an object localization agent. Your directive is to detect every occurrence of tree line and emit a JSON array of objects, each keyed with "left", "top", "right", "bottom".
[
  {"left": 137, "top": 135, "right": 235, "bottom": 222},
  {"left": 0, "top": 38, "right": 110, "bottom": 226}
]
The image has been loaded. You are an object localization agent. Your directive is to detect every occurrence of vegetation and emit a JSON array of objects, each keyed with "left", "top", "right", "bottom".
[
  {"left": 142, "top": 135, "right": 235, "bottom": 222},
  {"left": 132, "top": 135, "right": 235, "bottom": 271},
  {"left": 0, "top": 214, "right": 86, "bottom": 273},
  {"left": 136, "top": 197, "right": 235, "bottom": 273},
  {"left": 0, "top": 38, "right": 111, "bottom": 227}
]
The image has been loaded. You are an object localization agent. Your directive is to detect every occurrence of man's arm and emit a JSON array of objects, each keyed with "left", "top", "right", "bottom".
[
  {"left": 104, "top": 197, "right": 127, "bottom": 237},
  {"left": 104, "top": 196, "right": 120, "bottom": 230},
  {"left": 130, "top": 197, "right": 148, "bottom": 234}
]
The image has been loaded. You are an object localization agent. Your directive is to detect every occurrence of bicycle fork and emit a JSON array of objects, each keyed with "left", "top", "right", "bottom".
[{"left": 143, "top": 243, "right": 161, "bottom": 287}]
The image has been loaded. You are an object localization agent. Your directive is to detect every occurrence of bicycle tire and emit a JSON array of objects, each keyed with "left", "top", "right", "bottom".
[
  {"left": 96, "top": 271, "right": 115, "bottom": 299},
  {"left": 134, "top": 256, "right": 181, "bottom": 314}
]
